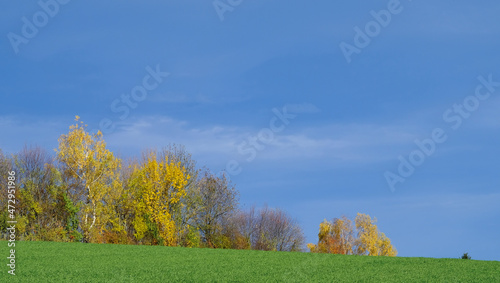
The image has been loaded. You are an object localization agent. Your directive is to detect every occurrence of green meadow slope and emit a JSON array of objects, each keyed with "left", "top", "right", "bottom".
[{"left": 1, "top": 241, "right": 499, "bottom": 282}]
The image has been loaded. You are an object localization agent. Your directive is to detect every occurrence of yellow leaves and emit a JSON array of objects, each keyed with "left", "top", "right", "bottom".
[
  {"left": 307, "top": 243, "right": 317, "bottom": 253},
  {"left": 355, "top": 213, "right": 397, "bottom": 257},
  {"left": 318, "top": 220, "right": 332, "bottom": 242},
  {"left": 311, "top": 213, "right": 396, "bottom": 257},
  {"left": 56, "top": 117, "right": 122, "bottom": 241},
  {"left": 17, "top": 216, "right": 28, "bottom": 235},
  {"left": 132, "top": 216, "right": 147, "bottom": 240},
  {"left": 378, "top": 233, "right": 397, "bottom": 256},
  {"left": 130, "top": 150, "right": 190, "bottom": 246},
  {"left": 313, "top": 216, "right": 354, "bottom": 255},
  {"left": 32, "top": 201, "right": 42, "bottom": 216}
]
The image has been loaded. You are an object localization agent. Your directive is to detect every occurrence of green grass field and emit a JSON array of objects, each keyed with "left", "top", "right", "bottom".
[{"left": 1, "top": 241, "right": 499, "bottom": 282}]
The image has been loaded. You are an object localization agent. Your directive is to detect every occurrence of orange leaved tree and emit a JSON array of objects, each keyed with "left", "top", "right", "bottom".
[{"left": 308, "top": 213, "right": 396, "bottom": 257}]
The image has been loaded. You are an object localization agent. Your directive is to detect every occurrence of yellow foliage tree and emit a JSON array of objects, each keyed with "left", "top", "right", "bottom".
[
  {"left": 307, "top": 243, "right": 317, "bottom": 253},
  {"left": 355, "top": 213, "right": 379, "bottom": 256},
  {"left": 56, "top": 116, "right": 123, "bottom": 242},
  {"left": 332, "top": 216, "right": 355, "bottom": 255},
  {"left": 129, "top": 151, "right": 189, "bottom": 246},
  {"left": 378, "top": 232, "right": 397, "bottom": 257},
  {"left": 309, "top": 216, "right": 354, "bottom": 254},
  {"left": 308, "top": 213, "right": 396, "bottom": 257},
  {"left": 316, "top": 220, "right": 334, "bottom": 253},
  {"left": 355, "top": 213, "right": 397, "bottom": 256}
]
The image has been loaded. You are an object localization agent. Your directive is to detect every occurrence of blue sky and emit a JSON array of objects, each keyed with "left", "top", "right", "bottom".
[{"left": 1, "top": 1, "right": 499, "bottom": 260}]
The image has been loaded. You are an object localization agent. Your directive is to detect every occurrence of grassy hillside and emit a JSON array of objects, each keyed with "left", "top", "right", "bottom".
[{"left": 1, "top": 241, "right": 499, "bottom": 282}]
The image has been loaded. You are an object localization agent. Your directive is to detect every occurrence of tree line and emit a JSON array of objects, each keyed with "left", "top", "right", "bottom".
[{"left": 0, "top": 117, "right": 396, "bottom": 256}]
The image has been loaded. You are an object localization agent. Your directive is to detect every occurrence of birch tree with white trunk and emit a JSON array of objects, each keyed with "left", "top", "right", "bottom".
[{"left": 56, "top": 116, "right": 122, "bottom": 242}]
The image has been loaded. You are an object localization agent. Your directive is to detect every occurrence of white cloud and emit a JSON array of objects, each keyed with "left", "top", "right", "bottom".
[
  {"left": 106, "top": 116, "right": 241, "bottom": 159},
  {"left": 0, "top": 110, "right": 469, "bottom": 171},
  {"left": 103, "top": 115, "right": 426, "bottom": 168}
]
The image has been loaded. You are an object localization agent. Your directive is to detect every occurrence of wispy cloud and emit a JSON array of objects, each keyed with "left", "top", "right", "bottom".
[
  {"left": 103, "top": 115, "right": 426, "bottom": 167},
  {"left": 2, "top": 106, "right": 483, "bottom": 168},
  {"left": 106, "top": 116, "right": 240, "bottom": 158}
]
